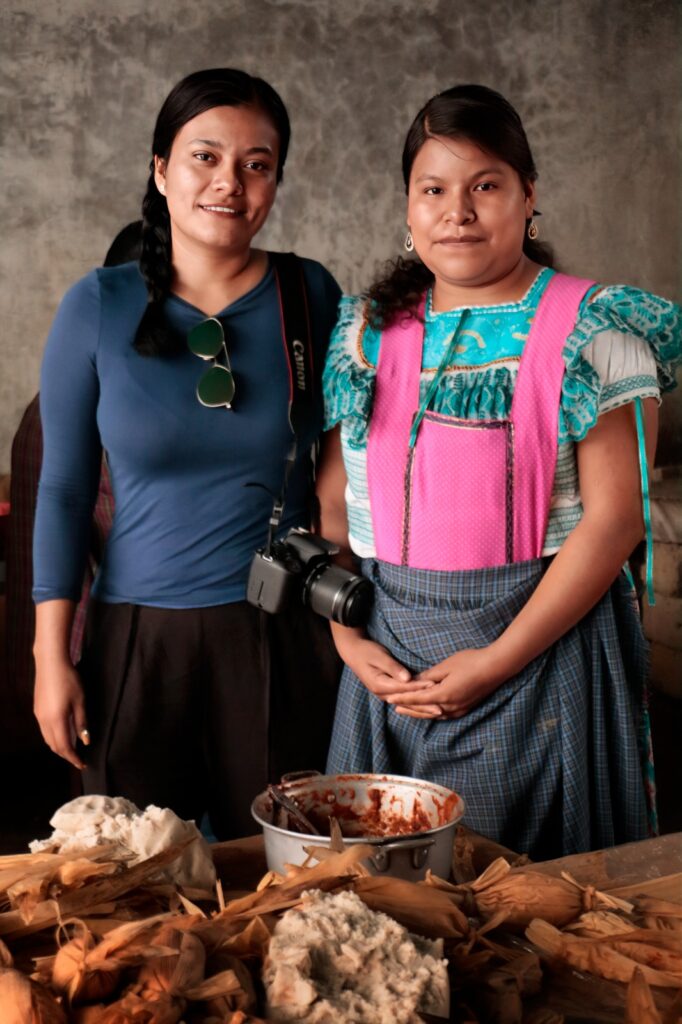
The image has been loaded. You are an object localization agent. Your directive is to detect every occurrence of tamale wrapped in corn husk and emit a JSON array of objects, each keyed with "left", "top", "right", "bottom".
[
  {"left": 202, "top": 915, "right": 273, "bottom": 961},
  {"left": 223, "top": 1014, "right": 268, "bottom": 1024},
  {"left": 565, "top": 910, "right": 635, "bottom": 936},
  {"left": 51, "top": 927, "right": 114, "bottom": 1004},
  {"left": 49, "top": 914, "right": 180, "bottom": 1004},
  {"left": 590, "top": 928, "right": 682, "bottom": 977},
  {"left": 639, "top": 897, "right": 682, "bottom": 935},
  {"left": 0, "top": 966, "right": 67, "bottom": 1023},
  {"left": 198, "top": 946, "right": 257, "bottom": 1012},
  {"left": 88, "top": 989, "right": 183, "bottom": 1023},
  {"left": 452, "top": 824, "right": 530, "bottom": 884},
  {"left": 526, "top": 917, "right": 682, "bottom": 987},
  {"left": 448, "top": 857, "right": 632, "bottom": 929},
  {"left": 184, "top": 965, "right": 256, "bottom": 1012},
  {"left": 137, "top": 922, "right": 205, "bottom": 996},
  {"left": 5, "top": 859, "right": 119, "bottom": 925},
  {"left": 0, "top": 840, "right": 194, "bottom": 941},
  {"left": 352, "top": 874, "right": 469, "bottom": 938}
]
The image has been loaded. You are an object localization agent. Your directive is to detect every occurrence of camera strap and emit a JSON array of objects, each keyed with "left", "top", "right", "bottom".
[{"left": 266, "top": 252, "right": 315, "bottom": 553}]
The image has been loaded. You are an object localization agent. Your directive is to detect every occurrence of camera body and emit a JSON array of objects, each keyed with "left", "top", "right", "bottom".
[{"left": 247, "top": 528, "right": 373, "bottom": 627}]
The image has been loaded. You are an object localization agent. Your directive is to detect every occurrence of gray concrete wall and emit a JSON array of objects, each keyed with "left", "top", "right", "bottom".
[{"left": 0, "top": 0, "right": 680, "bottom": 471}]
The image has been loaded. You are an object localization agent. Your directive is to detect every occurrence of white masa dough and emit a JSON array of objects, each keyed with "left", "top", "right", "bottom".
[
  {"left": 29, "top": 794, "right": 216, "bottom": 892},
  {"left": 264, "top": 889, "right": 449, "bottom": 1023}
]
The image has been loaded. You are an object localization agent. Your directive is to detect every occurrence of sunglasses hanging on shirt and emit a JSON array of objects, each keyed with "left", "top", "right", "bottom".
[{"left": 187, "top": 317, "right": 236, "bottom": 409}]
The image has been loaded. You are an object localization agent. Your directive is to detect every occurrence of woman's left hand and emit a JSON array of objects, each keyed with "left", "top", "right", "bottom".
[{"left": 386, "top": 647, "right": 506, "bottom": 719}]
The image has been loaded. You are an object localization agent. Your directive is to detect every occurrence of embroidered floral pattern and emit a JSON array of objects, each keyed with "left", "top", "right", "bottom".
[
  {"left": 560, "top": 285, "right": 681, "bottom": 442},
  {"left": 323, "top": 284, "right": 681, "bottom": 450}
]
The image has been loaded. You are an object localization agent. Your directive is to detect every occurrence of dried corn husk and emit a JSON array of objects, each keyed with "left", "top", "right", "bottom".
[
  {"left": 0, "top": 846, "right": 120, "bottom": 890},
  {"left": 90, "top": 989, "right": 183, "bottom": 1023},
  {"left": 0, "top": 966, "right": 67, "bottom": 1023},
  {"left": 196, "top": 844, "right": 374, "bottom": 950},
  {"left": 590, "top": 928, "right": 682, "bottom": 976},
  {"left": 49, "top": 914, "right": 179, "bottom": 1004},
  {"left": 352, "top": 874, "right": 469, "bottom": 938},
  {"left": 0, "top": 840, "right": 193, "bottom": 941},
  {"left": 137, "top": 922, "right": 205, "bottom": 996},
  {"left": 626, "top": 967, "right": 662, "bottom": 1024},
  {"left": 639, "top": 897, "right": 682, "bottom": 935},
  {"left": 452, "top": 825, "right": 530, "bottom": 884},
  {"left": 451, "top": 857, "right": 631, "bottom": 929},
  {"left": 255, "top": 871, "right": 285, "bottom": 891},
  {"left": 51, "top": 927, "right": 114, "bottom": 1004},
  {"left": 526, "top": 917, "right": 682, "bottom": 987},
  {"left": 565, "top": 910, "right": 635, "bottom": 936},
  {"left": 199, "top": 946, "right": 257, "bottom": 1012},
  {"left": 184, "top": 965, "right": 256, "bottom": 1011},
  {"left": 205, "top": 915, "right": 274, "bottom": 961},
  {"left": 0, "top": 936, "right": 13, "bottom": 967},
  {"left": 6, "top": 860, "right": 119, "bottom": 926},
  {"left": 222, "top": 1014, "right": 268, "bottom": 1024}
]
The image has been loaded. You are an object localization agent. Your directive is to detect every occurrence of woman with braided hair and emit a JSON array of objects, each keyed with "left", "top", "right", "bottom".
[
  {"left": 317, "top": 84, "right": 681, "bottom": 858},
  {"left": 32, "top": 69, "right": 342, "bottom": 839}
]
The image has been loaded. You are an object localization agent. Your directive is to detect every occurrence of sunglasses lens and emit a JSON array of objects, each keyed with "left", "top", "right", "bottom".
[
  {"left": 197, "top": 365, "right": 235, "bottom": 408},
  {"left": 188, "top": 318, "right": 224, "bottom": 358}
]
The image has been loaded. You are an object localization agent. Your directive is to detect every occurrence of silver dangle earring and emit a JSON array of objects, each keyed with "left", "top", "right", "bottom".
[
  {"left": 527, "top": 219, "right": 539, "bottom": 241},
  {"left": 404, "top": 230, "right": 414, "bottom": 252}
]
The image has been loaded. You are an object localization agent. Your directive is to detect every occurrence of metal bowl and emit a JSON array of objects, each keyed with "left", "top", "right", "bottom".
[{"left": 251, "top": 772, "right": 465, "bottom": 882}]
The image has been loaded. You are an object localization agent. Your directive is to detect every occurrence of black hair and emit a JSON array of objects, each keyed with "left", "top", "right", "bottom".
[
  {"left": 103, "top": 220, "right": 142, "bottom": 267},
  {"left": 134, "top": 68, "right": 290, "bottom": 356},
  {"left": 367, "top": 84, "right": 554, "bottom": 329}
]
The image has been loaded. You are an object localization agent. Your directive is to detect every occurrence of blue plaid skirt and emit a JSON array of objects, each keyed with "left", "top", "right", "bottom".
[{"left": 326, "top": 557, "right": 650, "bottom": 859}]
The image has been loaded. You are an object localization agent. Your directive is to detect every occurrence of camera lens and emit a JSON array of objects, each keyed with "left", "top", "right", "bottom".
[{"left": 303, "top": 564, "right": 373, "bottom": 627}]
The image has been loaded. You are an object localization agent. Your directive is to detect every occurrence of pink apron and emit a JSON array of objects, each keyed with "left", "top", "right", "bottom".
[{"left": 366, "top": 274, "right": 594, "bottom": 570}]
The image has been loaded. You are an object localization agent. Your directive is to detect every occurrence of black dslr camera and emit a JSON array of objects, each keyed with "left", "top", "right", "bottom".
[{"left": 247, "top": 528, "right": 373, "bottom": 627}]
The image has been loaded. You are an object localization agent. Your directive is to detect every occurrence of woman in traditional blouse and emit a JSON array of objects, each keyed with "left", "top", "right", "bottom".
[{"left": 317, "top": 84, "right": 681, "bottom": 858}]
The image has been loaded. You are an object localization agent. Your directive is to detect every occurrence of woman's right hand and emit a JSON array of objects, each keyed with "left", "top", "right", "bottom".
[
  {"left": 331, "top": 625, "right": 437, "bottom": 702},
  {"left": 33, "top": 659, "right": 88, "bottom": 771},
  {"left": 33, "top": 599, "right": 88, "bottom": 769}
]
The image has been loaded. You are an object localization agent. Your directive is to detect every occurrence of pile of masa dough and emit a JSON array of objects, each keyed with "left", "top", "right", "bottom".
[
  {"left": 29, "top": 794, "right": 216, "bottom": 893},
  {"left": 264, "top": 889, "right": 449, "bottom": 1024}
]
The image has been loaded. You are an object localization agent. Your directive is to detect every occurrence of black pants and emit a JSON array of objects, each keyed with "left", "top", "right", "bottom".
[{"left": 79, "top": 600, "right": 341, "bottom": 840}]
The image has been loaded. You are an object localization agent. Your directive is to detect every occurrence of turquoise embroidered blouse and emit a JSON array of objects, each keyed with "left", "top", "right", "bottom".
[{"left": 323, "top": 268, "right": 681, "bottom": 559}]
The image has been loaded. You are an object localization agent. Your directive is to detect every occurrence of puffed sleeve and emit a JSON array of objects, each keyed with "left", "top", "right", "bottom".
[
  {"left": 33, "top": 271, "right": 104, "bottom": 603},
  {"left": 560, "top": 285, "right": 681, "bottom": 442},
  {"left": 322, "top": 295, "right": 378, "bottom": 449}
]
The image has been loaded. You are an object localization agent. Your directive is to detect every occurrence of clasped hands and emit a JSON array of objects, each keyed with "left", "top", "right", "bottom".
[{"left": 339, "top": 635, "right": 506, "bottom": 720}]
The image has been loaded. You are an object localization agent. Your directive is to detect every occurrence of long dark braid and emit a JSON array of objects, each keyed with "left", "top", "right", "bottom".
[
  {"left": 366, "top": 257, "right": 434, "bottom": 329},
  {"left": 133, "top": 69, "right": 291, "bottom": 356},
  {"left": 367, "top": 85, "right": 555, "bottom": 330},
  {"left": 134, "top": 166, "right": 178, "bottom": 356}
]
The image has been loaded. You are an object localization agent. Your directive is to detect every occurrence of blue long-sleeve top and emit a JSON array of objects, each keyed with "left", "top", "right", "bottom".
[{"left": 33, "top": 256, "right": 341, "bottom": 607}]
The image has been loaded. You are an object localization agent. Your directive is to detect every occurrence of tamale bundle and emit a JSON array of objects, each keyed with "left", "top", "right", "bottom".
[
  {"left": 201, "top": 943, "right": 257, "bottom": 1010},
  {"left": 429, "top": 856, "right": 633, "bottom": 929},
  {"left": 45, "top": 915, "right": 178, "bottom": 1004},
  {"left": 526, "top": 917, "right": 682, "bottom": 988},
  {"left": 0, "top": 840, "right": 195, "bottom": 942},
  {"left": 639, "top": 896, "right": 682, "bottom": 935},
  {"left": 0, "top": 965, "right": 68, "bottom": 1023},
  {"left": 351, "top": 874, "right": 469, "bottom": 938},
  {"left": 136, "top": 922, "right": 205, "bottom": 997}
]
